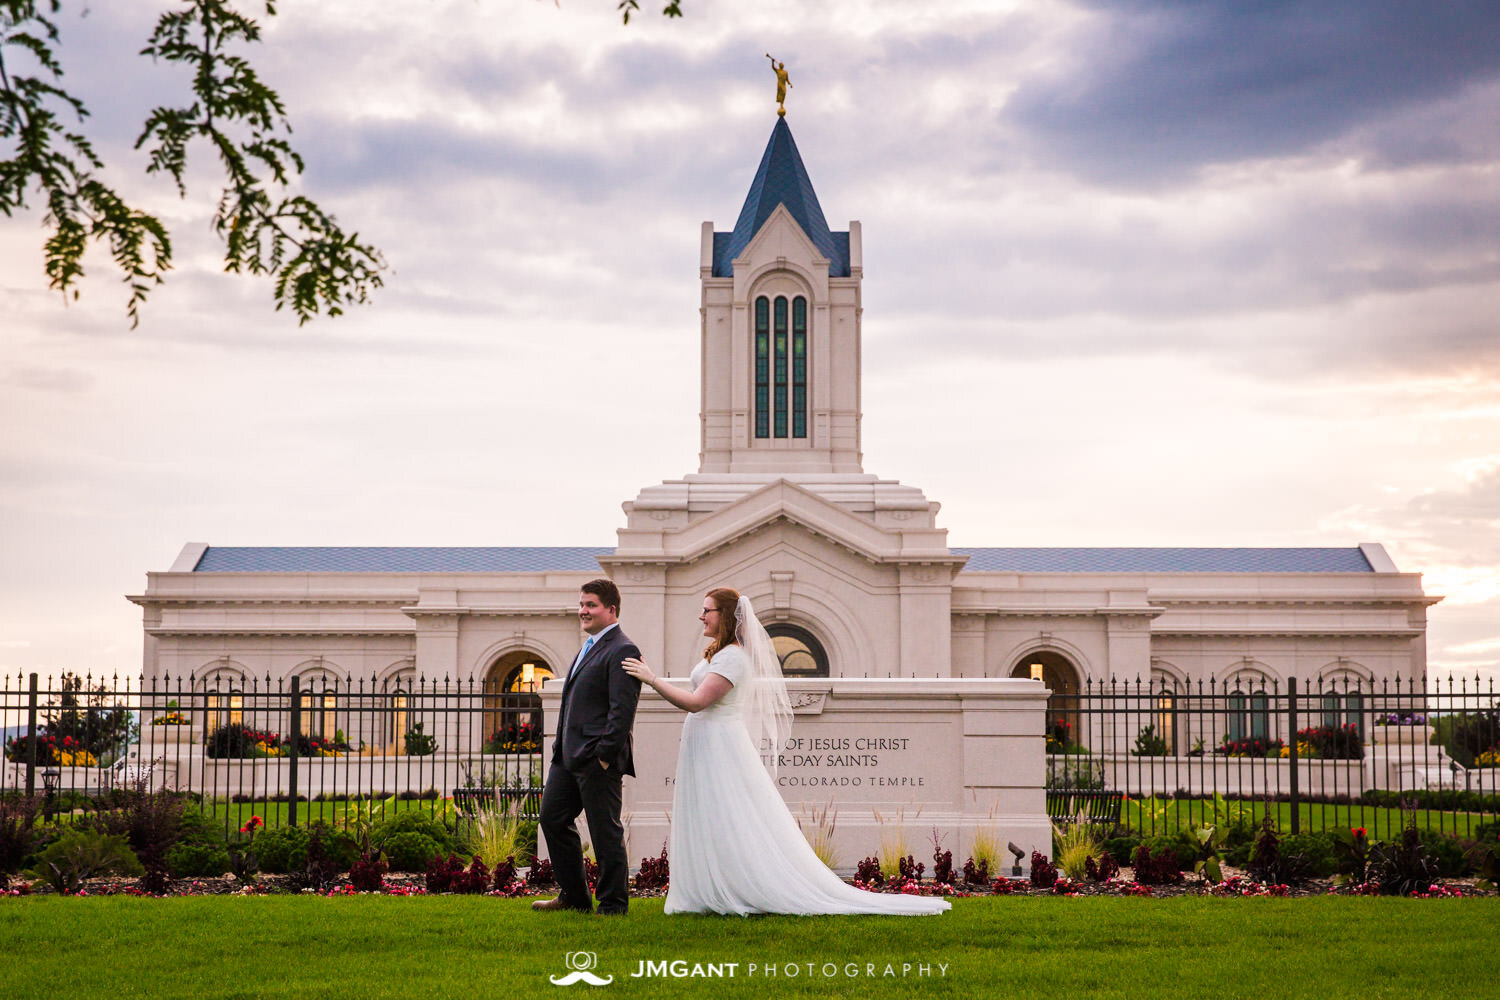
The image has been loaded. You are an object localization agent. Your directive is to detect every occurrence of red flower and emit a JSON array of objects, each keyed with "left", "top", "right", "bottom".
[
  {"left": 240, "top": 816, "right": 264, "bottom": 834},
  {"left": 1352, "top": 827, "right": 1367, "bottom": 839}
]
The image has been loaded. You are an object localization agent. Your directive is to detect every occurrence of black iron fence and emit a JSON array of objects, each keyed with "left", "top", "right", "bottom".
[
  {"left": 1, "top": 672, "right": 545, "bottom": 833},
  {"left": 1047, "top": 674, "right": 1499, "bottom": 840},
  {"left": 7, "top": 670, "right": 1497, "bottom": 843}
]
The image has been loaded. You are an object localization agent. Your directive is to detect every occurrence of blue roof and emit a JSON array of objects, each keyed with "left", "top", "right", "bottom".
[
  {"left": 193, "top": 547, "right": 611, "bottom": 573},
  {"left": 953, "top": 548, "right": 1375, "bottom": 573},
  {"left": 190, "top": 546, "right": 1376, "bottom": 574},
  {"left": 714, "top": 117, "right": 849, "bottom": 278}
]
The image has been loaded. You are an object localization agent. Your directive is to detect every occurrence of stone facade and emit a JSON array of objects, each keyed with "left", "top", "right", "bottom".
[{"left": 127, "top": 117, "right": 1437, "bottom": 859}]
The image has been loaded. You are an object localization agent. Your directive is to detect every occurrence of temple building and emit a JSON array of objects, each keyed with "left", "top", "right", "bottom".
[{"left": 129, "top": 116, "right": 1437, "bottom": 754}]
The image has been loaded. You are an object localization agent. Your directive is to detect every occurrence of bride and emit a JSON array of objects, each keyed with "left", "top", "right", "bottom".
[{"left": 622, "top": 587, "right": 950, "bottom": 916}]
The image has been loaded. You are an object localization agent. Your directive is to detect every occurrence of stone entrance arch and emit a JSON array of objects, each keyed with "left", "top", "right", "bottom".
[
  {"left": 766, "top": 622, "right": 829, "bottom": 677},
  {"left": 1010, "top": 651, "right": 1083, "bottom": 751},
  {"left": 482, "top": 650, "right": 554, "bottom": 752}
]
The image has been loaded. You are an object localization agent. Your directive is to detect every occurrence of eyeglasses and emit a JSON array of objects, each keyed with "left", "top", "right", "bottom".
[{"left": 699, "top": 608, "right": 719, "bottom": 617}]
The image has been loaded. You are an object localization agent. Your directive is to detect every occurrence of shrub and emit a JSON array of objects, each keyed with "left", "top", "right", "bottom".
[
  {"left": 1442, "top": 710, "right": 1500, "bottom": 767},
  {"left": 373, "top": 810, "right": 457, "bottom": 855},
  {"left": 1029, "top": 851, "right": 1058, "bottom": 888},
  {"left": 0, "top": 796, "right": 41, "bottom": 888},
  {"left": 349, "top": 854, "right": 388, "bottom": 891},
  {"left": 1085, "top": 853, "right": 1119, "bottom": 881},
  {"left": 1053, "top": 821, "right": 1099, "bottom": 880},
  {"left": 491, "top": 855, "right": 520, "bottom": 892},
  {"left": 1224, "top": 839, "right": 1254, "bottom": 868},
  {"left": 961, "top": 856, "right": 990, "bottom": 886},
  {"left": 205, "top": 724, "right": 281, "bottom": 759},
  {"left": 854, "top": 856, "right": 883, "bottom": 885},
  {"left": 931, "top": 847, "right": 954, "bottom": 885},
  {"left": 1102, "top": 834, "right": 1142, "bottom": 866},
  {"left": 174, "top": 809, "right": 223, "bottom": 850},
  {"left": 1369, "top": 822, "right": 1439, "bottom": 896},
  {"left": 252, "top": 826, "right": 309, "bottom": 874},
  {"left": 1130, "top": 845, "right": 1183, "bottom": 885},
  {"left": 897, "top": 854, "right": 925, "bottom": 882},
  {"left": 1131, "top": 725, "right": 1169, "bottom": 757},
  {"left": 95, "top": 789, "right": 188, "bottom": 894},
  {"left": 27, "top": 829, "right": 143, "bottom": 893},
  {"left": 1140, "top": 835, "right": 1194, "bottom": 872},
  {"left": 1216, "top": 737, "right": 1286, "bottom": 758},
  {"left": 1332, "top": 827, "right": 1371, "bottom": 884},
  {"left": 426, "top": 852, "right": 487, "bottom": 893},
  {"left": 384, "top": 832, "right": 443, "bottom": 872},
  {"left": 634, "top": 846, "right": 669, "bottom": 891},
  {"left": 1294, "top": 724, "right": 1363, "bottom": 760},
  {"left": 288, "top": 826, "right": 352, "bottom": 891},
  {"left": 464, "top": 800, "right": 526, "bottom": 868},
  {"left": 526, "top": 857, "right": 555, "bottom": 887},
  {"left": 453, "top": 854, "right": 489, "bottom": 893},
  {"left": 315, "top": 827, "right": 359, "bottom": 870},
  {"left": 1246, "top": 814, "right": 1282, "bottom": 884},
  {"left": 1419, "top": 830, "right": 1471, "bottom": 878},
  {"left": 246, "top": 822, "right": 356, "bottom": 877},
  {"left": 1279, "top": 833, "right": 1338, "bottom": 879},
  {"left": 166, "top": 842, "right": 230, "bottom": 877},
  {"left": 483, "top": 721, "right": 541, "bottom": 754},
  {"left": 403, "top": 723, "right": 438, "bottom": 756}
]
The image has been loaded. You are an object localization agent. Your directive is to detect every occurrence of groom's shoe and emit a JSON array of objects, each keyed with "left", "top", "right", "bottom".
[{"left": 532, "top": 896, "right": 590, "bottom": 913}]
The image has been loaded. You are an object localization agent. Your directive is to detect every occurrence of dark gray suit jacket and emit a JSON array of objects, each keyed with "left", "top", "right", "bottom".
[{"left": 553, "top": 626, "right": 643, "bottom": 776}]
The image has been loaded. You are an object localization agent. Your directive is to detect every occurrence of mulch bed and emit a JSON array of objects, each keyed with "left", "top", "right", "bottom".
[{"left": 6, "top": 865, "right": 1492, "bottom": 898}]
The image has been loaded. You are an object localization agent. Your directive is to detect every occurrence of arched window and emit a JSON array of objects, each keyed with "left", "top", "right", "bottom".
[
  {"left": 1010, "top": 652, "right": 1083, "bottom": 753},
  {"left": 1227, "top": 689, "right": 1270, "bottom": 743},
  {"left": 483, "top": 651, "right": 553, "bottom": 753},
  {"left": 1155, "top": 690, "right": 1178, "bottom": 755},
  {"left": 754, "top": 294, "right": 808, "bottom": 440},
  {"left": 205, "top": 691, "right": 243, "bottom": 734},
  {"left": 766, "top": 624, "right": 828, "bottom": 677},
  {"left": 299, "top": 690, "right": 338, "bottom": 742},
  {"left": 1343, "top": 691, "right": 1365, "bottom": 739},
  {"left": 382, "top": 674, "right": 414, "bottom": 755}
]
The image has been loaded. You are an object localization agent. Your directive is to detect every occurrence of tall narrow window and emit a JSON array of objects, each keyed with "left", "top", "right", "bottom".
[
  {"left": 773, "top": 296, "right": 789, "bottom": 438},
  {"left": 391, "top": 691, "right": 409, "bottom": 755},
  {"left": 754, "top": 297, "right": 770, "bottom": 439},
  {"left": 1321, "top": 694, "right": 1341, "bottom": 729},
  {"left": 1155, "top": 691, "right": 1178, "bottom": 754},
  {"left": 1344, "top": 692, "right": 1365, "bottom": 740},
  {"left": 1248, "top": 692, "right": 1270, "bottom": 740},
  {"left": 1227, "top": 693, "right": 1246, "bottom": 743},
  {"left": 791, "top": 296, "right": 807, "bottom": 438}
]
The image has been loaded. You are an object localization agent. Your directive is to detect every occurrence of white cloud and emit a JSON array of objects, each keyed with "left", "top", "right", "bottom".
[{"left": 1, "top": 0, "right": 1496, "bottom": 680}]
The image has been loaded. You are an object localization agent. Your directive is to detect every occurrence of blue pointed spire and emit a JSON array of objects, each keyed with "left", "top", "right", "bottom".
[{"left": 713, "top": 117, "right": 849, "bottom": 277}]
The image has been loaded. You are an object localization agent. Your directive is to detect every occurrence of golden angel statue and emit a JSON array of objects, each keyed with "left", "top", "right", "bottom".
[{"left": 766, "top": 54, "right": 792, "bottom": 115}]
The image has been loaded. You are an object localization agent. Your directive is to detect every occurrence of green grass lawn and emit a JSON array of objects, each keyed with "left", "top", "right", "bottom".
[
  {"left": 1, "top": 895, "right": 1493, "bottom": 999},
  {"left": 1120, "top": 797, "right": 1491, "bottom": 841},
  {"left": 196, "top": 795, "right": 456, "bottom": 833}
]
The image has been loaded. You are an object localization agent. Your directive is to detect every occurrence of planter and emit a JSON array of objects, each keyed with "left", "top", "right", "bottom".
[
  {"left": 145, "top": 724, "right": 202, "bottom": 747},
  {"left": 1373, "top": 725, "right": 1433, "bottom": 746}
]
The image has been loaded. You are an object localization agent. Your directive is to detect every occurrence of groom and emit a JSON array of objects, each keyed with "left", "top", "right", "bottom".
[{"left": 535, "top": 578, "right": 642, "bottom": 914}]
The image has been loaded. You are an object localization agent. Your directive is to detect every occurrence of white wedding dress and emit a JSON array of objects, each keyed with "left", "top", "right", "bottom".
[{"left": 663, "top": 645, "right": 950, "bottom": 916}]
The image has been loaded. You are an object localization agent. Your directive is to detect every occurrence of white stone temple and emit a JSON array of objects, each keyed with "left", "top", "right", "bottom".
[{"left": 129, "top": 115, "right": 1438, "bottom": 740}]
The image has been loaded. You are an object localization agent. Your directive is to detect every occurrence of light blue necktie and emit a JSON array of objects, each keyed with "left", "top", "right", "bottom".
[{"left": 571, "top": 635, "right": 596, "bottom": 677}]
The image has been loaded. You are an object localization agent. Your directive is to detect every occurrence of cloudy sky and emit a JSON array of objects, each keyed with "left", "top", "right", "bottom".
[{"left": 2, "top": 0, "right": 1497, "bottom": 686}]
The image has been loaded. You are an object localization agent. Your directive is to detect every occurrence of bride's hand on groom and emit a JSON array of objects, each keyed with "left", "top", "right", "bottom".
[{"left": 622, "top": 657, "right": 655, "bottom": 686}]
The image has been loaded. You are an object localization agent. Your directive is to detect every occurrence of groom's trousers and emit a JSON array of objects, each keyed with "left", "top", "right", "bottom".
[{"left": 539, "top": 760, "right": 629, "bottom": 914}]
